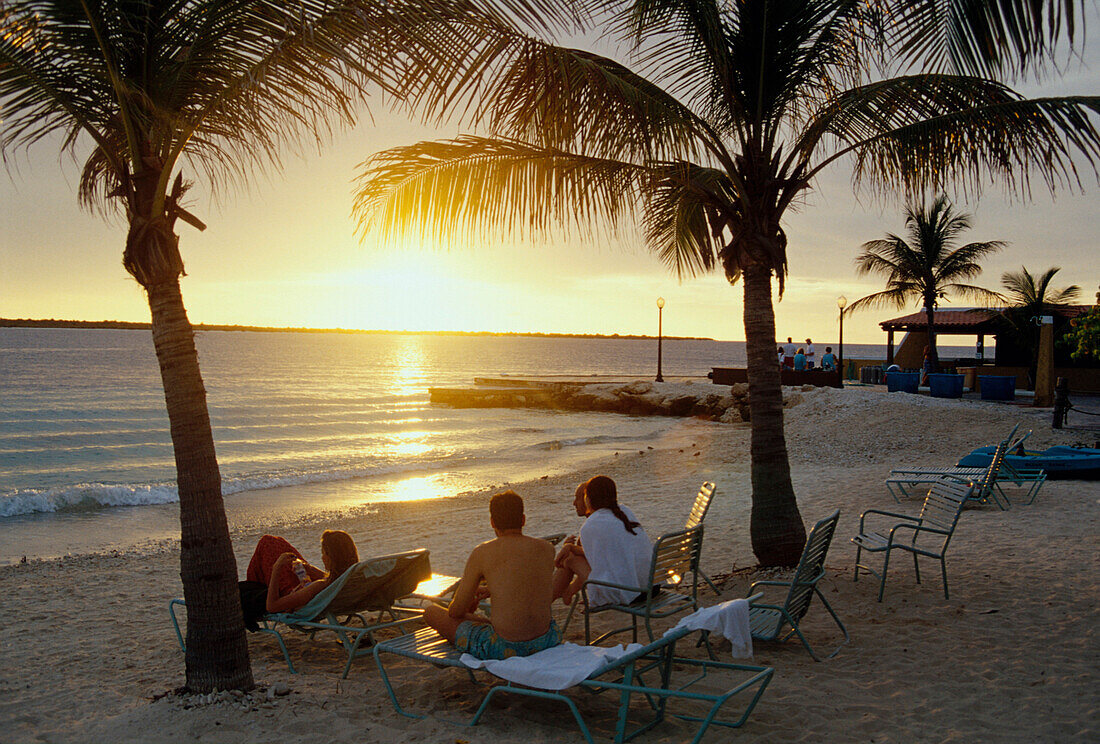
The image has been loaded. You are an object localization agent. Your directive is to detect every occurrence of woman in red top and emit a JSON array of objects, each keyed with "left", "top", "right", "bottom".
[{"left": 246, "top": 530, "right": 359, "bottom": 613}]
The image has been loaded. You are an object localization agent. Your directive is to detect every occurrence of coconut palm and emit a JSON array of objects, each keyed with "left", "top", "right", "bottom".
[
  {"left": 0, "top": 0, "right": 564, "bottom": 691},
  {"left": 849, "top": 196, "right": 1006, "bottom": 370},
  {"left": 353, "top": 0, "right": 1099, "bottom": 566}
]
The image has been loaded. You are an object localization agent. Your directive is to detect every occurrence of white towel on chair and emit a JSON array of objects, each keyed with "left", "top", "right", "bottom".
[
  {"left": 665, "top": 599, "right": 753, "bottom": 658},
  {"left": 460, "top": 642, "right": 642, "bottom": 690}
]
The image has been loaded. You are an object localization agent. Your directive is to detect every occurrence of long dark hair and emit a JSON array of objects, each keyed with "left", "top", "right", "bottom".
[{"left": 585, "top": 475, "right": 640, "bottom": 535}]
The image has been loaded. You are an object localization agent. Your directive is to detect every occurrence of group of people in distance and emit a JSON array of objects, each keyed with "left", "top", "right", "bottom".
[
  {"left": 244, "top": 474, "right": 650, "bottom": 661},
  {"left": 777, "top": 336, "right": 837, "bottom": 372}
]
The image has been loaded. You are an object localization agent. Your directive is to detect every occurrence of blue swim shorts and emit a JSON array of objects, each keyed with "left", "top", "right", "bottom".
[{"left": 454, "top": 619, "right": 561, "bottom": 660}]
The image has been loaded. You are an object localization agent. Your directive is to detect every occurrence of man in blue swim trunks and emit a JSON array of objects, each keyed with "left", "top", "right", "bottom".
[{"left": 423, "top": 490, "right": 561, "bottom": 659}]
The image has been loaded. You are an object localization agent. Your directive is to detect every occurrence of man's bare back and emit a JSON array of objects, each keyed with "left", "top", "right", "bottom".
[{"left": 455, "top": 534, "right": 554, "bottom": 641}]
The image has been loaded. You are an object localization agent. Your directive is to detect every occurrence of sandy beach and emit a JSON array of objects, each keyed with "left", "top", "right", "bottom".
[{"left": 2, "top": 385, "right": 1097, "bottom": 743}]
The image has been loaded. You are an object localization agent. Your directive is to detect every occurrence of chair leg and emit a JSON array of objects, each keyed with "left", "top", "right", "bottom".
[
  {"left": 877, "top": 552, "right": 891, "bottom": 602},
  {"left": 912, "top": 552, "right": 921, "bottom": 585},
  {"left": 813, "top": 589, "right": 851, "bottom": 659},
  {"left": 940, "top": 557, "right": 950, "bottom": 600},
  {"left": 701, "top": 571, "right": 721, "bottom": 595},
  {"left": 853, "top": 545, "right": 862, "bottom": 583}
]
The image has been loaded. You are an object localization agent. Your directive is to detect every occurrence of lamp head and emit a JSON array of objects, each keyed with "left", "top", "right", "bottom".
[
  {"left": 837, "top": 296, "right": 847, "bottom": 310},
  {"left": 656, "top": 297, "right": 665, "bottom": 309}
]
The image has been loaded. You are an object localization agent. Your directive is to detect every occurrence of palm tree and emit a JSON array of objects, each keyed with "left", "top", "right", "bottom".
[
  {"left": 849, "top": 196, "right": 1006, "bottom": 370},
  {"left": 0, "top": 0, "right": 556, "bottom": 691},
  {"left": 1000, "top": 265, "right": 1081, "bottom": 374},
  {"left": 352, "top": 1, "right": 1099, "bottom": 566},
  {"left": 1002, "top": 266, "right": 1082, "bottom": 312}
]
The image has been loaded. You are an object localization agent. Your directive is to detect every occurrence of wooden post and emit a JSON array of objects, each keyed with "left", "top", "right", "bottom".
[{"left": 886, "top": 329, "right": 894, "bottom": 365}]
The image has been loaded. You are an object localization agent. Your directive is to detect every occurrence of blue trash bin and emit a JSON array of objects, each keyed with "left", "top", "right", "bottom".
[
  {"left": 928, "top": 373, "right": 965, "bottom": 398},
  {"left": 979, "top": 375, "right": 1016, "bottom": 401},
  {"left": 886, "top": 372, "right": 920, "bottom": 393}
]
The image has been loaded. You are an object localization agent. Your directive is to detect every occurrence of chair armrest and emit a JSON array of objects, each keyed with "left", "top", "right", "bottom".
[
  {"left": 583, "top": 578, "right": 648, "bottom": 595},
  {"left": 748, "top": 579, "right": 791, "bottom": 597},
  {"left": 859, "top": 508, "right": 918, "bottom": 531}
]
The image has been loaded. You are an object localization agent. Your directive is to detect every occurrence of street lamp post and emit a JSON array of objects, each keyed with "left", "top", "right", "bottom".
[
  {"left": 655, "top": 297, "right": 665, "bottom": 382},
  {"left": 837, "top": 296, "right": 847, "bottom": 383}
]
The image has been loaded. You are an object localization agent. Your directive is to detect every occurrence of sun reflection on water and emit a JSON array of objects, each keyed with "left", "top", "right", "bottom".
[{"left": 372, "top": 474, "right": 448, "bottom": 503}]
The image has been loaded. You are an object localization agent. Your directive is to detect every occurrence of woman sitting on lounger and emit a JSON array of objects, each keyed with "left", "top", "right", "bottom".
[
  {"left": 246, "top": 530, "right": 359, "bottom": 613},
  {"left": 552, "top": 475, "right": 652, "bottom": 606}
]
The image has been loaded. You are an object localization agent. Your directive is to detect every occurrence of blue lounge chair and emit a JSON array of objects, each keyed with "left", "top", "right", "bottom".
[
  {"left": 852, "top": 479, "right": 973, "bottom": 601},
  {"left": 372, "top": 621, "right": 773, "bottom": 743},
  {"left": 170, "top": 548, "right": 432, "bottom": 677},
  {"left": 747, "top": 510, "right": 849, "bottom": 660}
]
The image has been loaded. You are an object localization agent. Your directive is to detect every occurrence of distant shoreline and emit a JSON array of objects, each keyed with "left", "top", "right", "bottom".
[{"left": 0, "top": 318, "right": 713, "bottom": 342}]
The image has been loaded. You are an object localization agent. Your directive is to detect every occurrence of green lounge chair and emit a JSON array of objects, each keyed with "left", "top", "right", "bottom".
[
  {"left": 372, "top": 619, "right": 773, "bottom": 743},
  {"left": 170, "top": 548, "right": 432, "bottom": 677},
  {"left": 564, "top": 525, "right": 704, "bottom": 645},
  {"left": 747, "top": 509, "right": 849, "bottom": 660},
  {"left": 886, "top": 425, "right": 1045, "bottom": 507},
  {"left": 852, "top": 479, "right": 973, "bottom": 601}
]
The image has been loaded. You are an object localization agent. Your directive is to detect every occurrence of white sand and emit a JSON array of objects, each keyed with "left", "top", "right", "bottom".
[{"left": 3, "top": 386, "right": 1098, "bottom": 743}]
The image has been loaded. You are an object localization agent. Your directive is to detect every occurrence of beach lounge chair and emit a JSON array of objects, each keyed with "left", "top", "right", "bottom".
[
  {"left": 889, "top": 436, "right": 1014, "bottom": 510},
  {"left": 170, "top": 548, "right": 432, "bottom": 677},
  {"left": 685, "top": 482, "right": 721, "bottom": 593},
  {"left": 886, "top": 426, "right": 1045, "bottom": 507},
  {"left": 564, "top": 525, "right": 705, "bottom": 646},
  {"left": 372, "top": 615, "right": 774, "bottom": 743},
  {"left": 747, "top": 509, "right": 849, "bottom": 661},
  {"left": 852, "top": 479, "right": 973, "bottom": 601}
]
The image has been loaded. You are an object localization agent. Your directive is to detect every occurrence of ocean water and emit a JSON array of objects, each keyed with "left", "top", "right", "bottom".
[{"left": 0, "top": 327, "right": 956, "bottom": 562}]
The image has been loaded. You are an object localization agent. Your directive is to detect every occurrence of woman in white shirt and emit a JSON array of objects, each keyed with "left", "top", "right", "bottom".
[{"left": 552, "top": 475, "right": 652, "bottom": 606}]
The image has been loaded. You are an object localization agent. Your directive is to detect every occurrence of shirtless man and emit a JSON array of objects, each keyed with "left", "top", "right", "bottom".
[{"left": 423, "top": 490, "right": 560, "bottom": 659}]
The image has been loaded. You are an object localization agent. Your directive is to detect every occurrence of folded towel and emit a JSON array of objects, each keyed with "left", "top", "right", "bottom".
[
  {"left": 664, "top": 598, "right": 753, "bottom": 658},
  {"left": 460, "top": 642, "right": 642, "bottom": 690}
]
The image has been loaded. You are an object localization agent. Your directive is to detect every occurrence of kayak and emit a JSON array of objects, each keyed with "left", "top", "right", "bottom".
[{"left": 957, "top": 445, "right": 1100, "bottom": 480}]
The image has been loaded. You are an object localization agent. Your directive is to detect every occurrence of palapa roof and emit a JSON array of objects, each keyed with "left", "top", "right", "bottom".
[{"left": 879, "top": 305, "right": 1094, "bottom": 332}]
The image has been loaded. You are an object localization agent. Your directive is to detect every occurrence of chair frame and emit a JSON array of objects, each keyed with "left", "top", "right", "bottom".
[
  {"left": 685, "top": 482, "right": 720, "bottom": 593},
  {"left": 372, "top": 624, "right": 773, "bottom": 744},
  {"left": 852, "top": 479, "right": 973, "bottom": 602},
  {"left": 747, "top": 509, "right": 849, "bottom": 661},
  {"left": 564, "top": 525, "right": 704, "bottom": 646},
  {"left": 169, "top": 548, "right": 431, "bottom": 677}
]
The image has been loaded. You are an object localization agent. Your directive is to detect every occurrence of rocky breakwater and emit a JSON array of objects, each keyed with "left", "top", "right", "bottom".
[{"left": 429, "top": 379, "right": 814, "bottom": 422}]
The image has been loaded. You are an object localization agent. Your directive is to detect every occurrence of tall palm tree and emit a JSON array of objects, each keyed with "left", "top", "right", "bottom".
[
  {"left": 352, "top": 0, "right": 1099, "bottom": 566},
  {"left": 0, "top": 0, "right": 559, "bottom": 692},
  {"left": 849, "top": 196, "right": 1006, "bottom": 369}
]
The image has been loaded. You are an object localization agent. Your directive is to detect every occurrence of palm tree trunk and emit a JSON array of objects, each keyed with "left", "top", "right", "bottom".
[
  {"left": 742, "top": 263, "right": 807, "bottom": 566},
  {"left": 925, "top": 304, "right": 939, "bottom": 371},
  {"left": 146, "top": 279, "right": 253, "bottom": 692}
]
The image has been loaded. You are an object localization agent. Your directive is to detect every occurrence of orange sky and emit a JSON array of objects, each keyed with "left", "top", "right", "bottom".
[{"left": 2, "top": 28, "right": 1097, "bottom": 346}]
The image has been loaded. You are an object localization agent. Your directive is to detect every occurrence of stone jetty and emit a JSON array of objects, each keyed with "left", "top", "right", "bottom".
[{"left": 429, "top": 378, "right": 815, "bottom": 422}]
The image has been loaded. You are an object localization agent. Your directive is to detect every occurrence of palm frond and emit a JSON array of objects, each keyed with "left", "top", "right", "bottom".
[
  {"left": 353, "top": 135, "right": 648, "bottom": 246},
  {"left": 471, "top": 41, "right": 714, "bottom": 165},
  {"left": 803, "top": 75, "right": 1100, "bottom": 198},
  {"left": 846, "top": 287, "right": 912, "bottom": 313},
  {"left": 642, "top": 161, "right": 734, "bottom": 279},
  {"left": 890, "top": 0, "right": 1085, "bottom": 78}
]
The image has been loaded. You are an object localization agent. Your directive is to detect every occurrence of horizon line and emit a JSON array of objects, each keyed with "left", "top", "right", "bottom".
[{"left": 0, "top": 317, "right": 717, "bottom": 342}]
